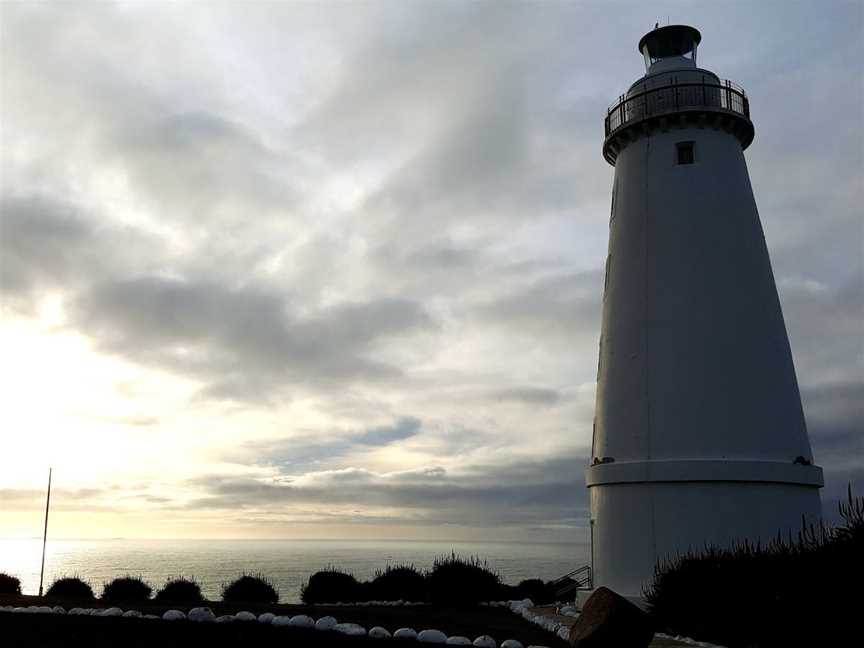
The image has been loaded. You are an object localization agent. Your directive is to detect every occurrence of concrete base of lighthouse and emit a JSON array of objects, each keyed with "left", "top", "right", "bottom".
[{"left": 587, "top": 460, "right": 823, "bottom": 597}]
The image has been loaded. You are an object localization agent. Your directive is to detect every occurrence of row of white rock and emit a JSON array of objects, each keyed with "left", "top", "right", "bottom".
[
  {"left": 0, "top": 605, "right": 550, "bottom": 648},
  {"left": 484, "top": 599, "right": 572, "bottom": 643}
]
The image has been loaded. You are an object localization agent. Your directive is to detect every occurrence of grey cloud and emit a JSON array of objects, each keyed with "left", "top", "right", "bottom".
[
  {"left": 800, "top": 379, "right": 864, "bottom": 518},
  {"left": 113, "top": 110, "right": 302, "bottom": 220},
  {"left": 69, "top": 276, "right": 435, "bottom": 401},
  {"left": 0, "top": 487, "right": 107, "bottom": 511},
  {"left": 234, "top": 416, "right": 424, "bottom": 471},
  {"left": 356, "top": 416, "right": 421, "bottom": 445},
  {"left": 185, "top": 454, "right": 589, "bottom": 528},
  {"left": 477, "top": 270, "right": 602, "bottom": 336},
  {"left": 781, "top": 277, "right": 863, "bottom": 388},
  {"left": 0, "top": 194, "right": 173, "bottom": 312},
  {"left": 489, "top": 387, "right": 562, "bottom": 405}
]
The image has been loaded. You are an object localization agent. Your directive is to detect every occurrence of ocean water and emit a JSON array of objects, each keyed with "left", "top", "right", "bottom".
[{"left": 1, "top": 539, "right": 588, "bottom": 602}]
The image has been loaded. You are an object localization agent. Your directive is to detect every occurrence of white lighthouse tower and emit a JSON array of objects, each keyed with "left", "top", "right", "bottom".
[{"left": 587, "top": 25, "right": 823, "bottom": 598}]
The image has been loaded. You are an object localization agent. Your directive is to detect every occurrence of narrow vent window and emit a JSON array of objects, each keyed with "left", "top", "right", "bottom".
[{"left": 676, "top": 141, "right": 695, "bottom": 165}]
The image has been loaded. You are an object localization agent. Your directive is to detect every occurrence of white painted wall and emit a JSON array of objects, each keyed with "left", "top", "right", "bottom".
[{"left": 589, "top": 110, "right": 823, "bottom": 597}]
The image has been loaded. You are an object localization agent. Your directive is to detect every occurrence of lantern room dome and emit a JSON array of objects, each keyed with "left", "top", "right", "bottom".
[{"left": 638, "top": 25, "right": 701, "bottom": 72}]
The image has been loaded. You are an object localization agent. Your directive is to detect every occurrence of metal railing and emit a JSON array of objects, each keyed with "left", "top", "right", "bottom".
[
  {"left": 550, "top": 565, "right": 592, "bottom": 598},
  {"left": 605, "top": 78, "right": 750, "bottom": 137}
]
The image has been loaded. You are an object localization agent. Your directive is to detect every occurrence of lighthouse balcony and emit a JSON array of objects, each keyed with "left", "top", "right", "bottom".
[{"left": 603, "top": 79, "right": 754, "bottom": 165}]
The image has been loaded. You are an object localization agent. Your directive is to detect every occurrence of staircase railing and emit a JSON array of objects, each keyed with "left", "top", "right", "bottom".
[{"left": 550, "top": 565, "right": 592, "bottom": 598}]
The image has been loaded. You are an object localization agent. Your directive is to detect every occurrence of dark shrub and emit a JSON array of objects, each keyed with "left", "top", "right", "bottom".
[
  {"left": 514, "top": 578, "right": 555, "bottom": 604},
  {"left": 155, "top": 576, "right": 204, "bottom": 603},
  {"left": 0, "top": 573, "right": 21, "bottom": 595},
  {"left": 645, "top": 486, "right": 863, "bottom": 647},
  {"left": 45, "top": 576, "right": 95, "bottom": 600},
  {"left": 101, "top": 575, "right": 152, "bottom": 602},
  {"left": 426, "top": 553, "right": 501, "bottom": 606},
  {"left": 221, "top": 573, "right": 279, "bottom": 604},
  {"left": 496, "top": 582, "right": 519, "bottom": 600},
  {"left": 300, "top": 568, "right": 360, "bottom": 604},
  {"left": 369, "top": 564, "right": 427, "bottom": 602}
]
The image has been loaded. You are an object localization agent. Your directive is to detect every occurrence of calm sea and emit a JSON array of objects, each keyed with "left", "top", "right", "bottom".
[{"left": 1, "top": 539, "right": 588, "bottom": 602}]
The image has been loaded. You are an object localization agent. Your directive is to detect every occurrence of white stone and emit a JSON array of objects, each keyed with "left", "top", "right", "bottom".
[
  {"left": 162, "top": 609, "right": 186, "bottom": 621},
  {"left": 258, "top": 612, "right": 275, "bottom": 624},
  {"left": 143, "top": 614, "right": 160, "bottom": 620},
  {"left": 417, "top": 630, "right": 447, "bottom": 643},
  {"left": 557, "top": 626, "right": 570, "bottom": 640},
  {"left": 234, "top": 611, "right": 256, "bottom": 622},
  {"left": 271, "top": 615, "right": 292, "bottom": 626},
  {"left": 102, "top": 607, "right": 123, "bottom": 617},
  {"left": 501, "top": 641, "right": 524, "bottom": 648},
  {"left": 215, "top": 615, "right": 235, "bottom": 623},
  {"left": 419, "top": 629, "right": 448, "bottom": 643},
  {"left": 335, "top": 623, "right": 367, "bottom": 636},
  {"left": 394, "top": 627, "right": 418, "bottom": 640},
  {"left": 473, "top": 636, "right": 497, "bottom": 648},
  {"left": 315, "top": 615, "right": 338, "bottom": 631},
  {"left": 188, "top": 607, "right": 215, "bottom": 622},
  {"left": 369, "top": 626, "right": 392, "bottom": 639},
  {"left": 122, "top": 610, "right": 143, "bottom": 618},
  {"left": 289, "top": 614, "right": 314, "bottom": 628},
  {"left": 52, "top": 606, "right": 66, "bottom": 614},
  {"left": 558, "top": 606, "right": 578, "bottom": 617},
  {"left": 446, "top": 638, "right": 472, "bottom": 645}
]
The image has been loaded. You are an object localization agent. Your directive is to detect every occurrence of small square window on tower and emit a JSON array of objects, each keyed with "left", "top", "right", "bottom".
[{"left": 677, "top": 141, "right": 695, "bottom": 165}]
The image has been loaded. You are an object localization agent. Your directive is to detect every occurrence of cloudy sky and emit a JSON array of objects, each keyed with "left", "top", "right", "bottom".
[{"left": 1, "top": 1, "right": 861, "bottom": 541}]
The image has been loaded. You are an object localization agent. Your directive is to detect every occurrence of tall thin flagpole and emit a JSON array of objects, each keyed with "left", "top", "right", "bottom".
[{"left": 38, "top": 467, "right": 52, "bottom": 597}]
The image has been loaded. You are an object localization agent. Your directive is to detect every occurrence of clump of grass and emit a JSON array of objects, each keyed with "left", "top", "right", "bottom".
[
  {"left": 0, "top": 573, "right": 21, "bottom": 595},
  {"left": 45, "top": 576, "right": 95, "bottom": 600},
  {"left": 370, "top": 564, "right": 426, "bottom": 602},
  {"left": 101, "top": 575, "right": 152, "bottom": 602},
  {"left": 155, "top": 576, "right": 204, "bottom": 603},
  {"left": 300, "top": 567, "right": 360, "bottom": 604},
  {"left": 426, "top": 552, "right": 501, "bottom": 606},
  {"left": 221, "top": 572, "right": 279, "bottom": 604}
]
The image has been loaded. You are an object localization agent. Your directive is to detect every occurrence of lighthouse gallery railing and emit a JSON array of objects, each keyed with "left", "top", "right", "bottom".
[{"left": 605, "top": 79, "right": 750, "bottom": 137}]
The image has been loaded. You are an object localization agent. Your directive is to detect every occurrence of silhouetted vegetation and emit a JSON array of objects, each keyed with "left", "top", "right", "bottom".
[
  {"left": 370, "top": 564, "right": 426, "bottom": 602},
  {"left": 101, "top": 575, "right": 152, "bottom": 602},
  {"left": 45, "top": 576, "right": 95, "bottom": 600},
  {"left": 0, "top": 573, "right": 21, "bottom": 595},
  {"left": 300, "top": 567, "right": 360, "bottom": 604},
  {"left": 512, "top": 578, "right": 556, "bottom": 605},
  {"left": 426, "top": 553, "right": 501, "bottom": 606},
  {"left": 221, "top": 572, "right": 279, "bottom": 604},
  {"left": 154, "top": 576, "right": 204, "bottom": 603},
  {"left": 645, "top": 486, "right": 863, "bottom": 647},
  {"left": 299, "top": 554, "right": 566, "bottom": 606}
]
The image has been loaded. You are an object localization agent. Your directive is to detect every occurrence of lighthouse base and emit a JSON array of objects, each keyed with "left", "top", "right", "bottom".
[{"left": 588, "top": 479, "right": 823, "bottom": 597}]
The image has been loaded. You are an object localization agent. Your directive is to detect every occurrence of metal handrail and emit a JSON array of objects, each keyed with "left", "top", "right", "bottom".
[
  {"left": 551, "top": 565, "right": 592, "bottom": 597},
  {"left": 604, "top": 79, "right": 750, "bottom": 137},
  {"left": 550, "top": 565, "right": 591, "bottom": 585}
]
